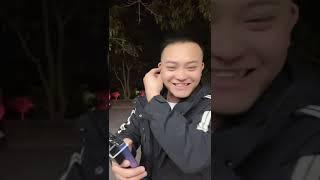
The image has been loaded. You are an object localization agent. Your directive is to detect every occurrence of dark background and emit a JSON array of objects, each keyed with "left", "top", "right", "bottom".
[
  {"left": 0, "top": 0, "right": 319, "bottom": 179},
  {"left": 0, "top": 0, "right": 108, "bottom": 119},
  {"left": 0, "top": 0, "right": 108, "bottom": 179}
]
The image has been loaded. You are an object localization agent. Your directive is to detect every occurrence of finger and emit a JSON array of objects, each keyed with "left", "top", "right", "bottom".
[
  {"left": 111, "top": 166, "right": 144, "bottom": 177},
  {"left": 120, "top": 160, "right": 130, "bottom": 168},
  {"left": 112, "top": 165, "right": 146, "bottom": 178},
  {"left": 114, "top": 173, "right": 125, "bottom": 180},
  {"left": 123, "top": 138, "right": 133, "bottom": 145},
  {"left": 112, "top": 165, "right": 125, "bottom": 180},
  {"left": 149, "top": 68, "right": 161, "bottom": 74},
  {"left": 127, "top": 171, "right": 148, "bottom": 180},
  {"left": 111, "top": 158, "right": 144, "bottom": 179},
  {"left": 124, "top": 166, "right": 146, "bottom": 178},
  {"left": 123, "top": 138, "right": 133, "bottom": 151},
  {"left": 114, "top": 170, "right": 147, "bottom": 180},
  {"left": 111, "top": 160, "right": 120, "bottom": 167},
  {"left": 154, "top": 72, "right": 163, "bottom": 81}
]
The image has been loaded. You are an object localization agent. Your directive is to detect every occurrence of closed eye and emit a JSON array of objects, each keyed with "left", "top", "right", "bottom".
[
  {"left": 245, "top": 16, "right": 275, "bottom": 23},
  {"left": 166, "top": 67, "right": 176, "bottom": 71},
  {"left": 245, "top": 16, "right": 275, "bottom": 31},
  {"left": 187, "top": 67, "right": 197, "bottom": 71}
]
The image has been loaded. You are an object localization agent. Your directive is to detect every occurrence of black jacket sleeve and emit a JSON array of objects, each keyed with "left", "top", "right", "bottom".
[
  {"left": 116, "top": 98, "right": 143, "bottom": 151},
  {"left": 143, "top": 95, "right": 211, "bottom": 173}
]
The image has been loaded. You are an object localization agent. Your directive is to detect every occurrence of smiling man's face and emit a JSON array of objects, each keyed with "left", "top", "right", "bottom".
[
  {"left": 212, "top": 0, "right": 299, "bottom": 115},
  {"left": 159, "top": 41, "right": 204, "bottom": 103}
]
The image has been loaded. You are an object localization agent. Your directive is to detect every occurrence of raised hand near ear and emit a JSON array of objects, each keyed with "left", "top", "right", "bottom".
[{"left": 143, "top": 68, "right": 163, "bottom": 102}]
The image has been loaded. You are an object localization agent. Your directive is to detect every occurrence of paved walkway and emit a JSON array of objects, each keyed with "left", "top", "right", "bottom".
[{"left": 0, "top": 121, "right": 79, "bottom": 180}]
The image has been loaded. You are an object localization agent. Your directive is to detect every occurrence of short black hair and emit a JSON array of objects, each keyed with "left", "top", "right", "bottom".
[{"left": 160, "top": 34, "right": 204, "bottom": 56}]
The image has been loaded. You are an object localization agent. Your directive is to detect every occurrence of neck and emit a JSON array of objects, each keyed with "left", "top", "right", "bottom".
[{"left": 166, "top": 92, "right": 180, "bottom": 103}]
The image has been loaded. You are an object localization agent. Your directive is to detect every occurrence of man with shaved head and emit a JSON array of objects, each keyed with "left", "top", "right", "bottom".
[
  {"left": 111, "top": 36, "right": 211, "bottom": 180},
  {"left": 212, "top": 0, "right": 320, "bottom": 179}
]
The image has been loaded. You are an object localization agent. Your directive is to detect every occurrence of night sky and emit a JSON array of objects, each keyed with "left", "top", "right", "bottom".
[{"left": 0, "top": 0, "right": 320, "bottom": 179}]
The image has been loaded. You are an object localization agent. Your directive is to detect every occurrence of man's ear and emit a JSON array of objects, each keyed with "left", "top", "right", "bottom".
[
  {"left": 201, "top": 62, "right": 204, "bottom": 71},
  {"left": 289, "top": 2, "right": 299, "bottom": 30},
  {"left": 158, "top": 62, "right": 162, "bottom": 68}
]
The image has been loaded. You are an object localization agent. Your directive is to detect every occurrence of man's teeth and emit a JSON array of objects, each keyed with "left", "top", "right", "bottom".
[
  {"left": 214, "top": 70, "right": 247, "bottom": 78},
  {"left": 174, "top": 83, "right": 190, "bottom": 86}
]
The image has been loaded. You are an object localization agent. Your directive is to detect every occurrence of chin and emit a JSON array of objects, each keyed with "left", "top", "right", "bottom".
[
  {"left": 170, "top": 91, "right": 192, "bottom": 99},
  {"left": 213, "top": 99, "right": 256, "bottom": 116}
]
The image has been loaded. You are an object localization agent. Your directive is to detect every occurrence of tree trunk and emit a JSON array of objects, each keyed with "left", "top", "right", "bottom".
[
  {"left": 56, "top": 14, "right": 66, "bottom": 121},
  {"left": 114, "top": 59, "right": 133, "bottom": 100},
  {"left": 125, "top": 61, "right": 132, "bottom": 99},
  {"left": 46, "top": 89, "right": 56, "bottom": 122},
  {"left": 11, "top": 17, "right": 56, "bottom": 122},
  {"left": 43, "top": 0, "right": 57, "bottom": 121},
  {"left": 122, "top": 60, "right": 129, "bottom": 99}
]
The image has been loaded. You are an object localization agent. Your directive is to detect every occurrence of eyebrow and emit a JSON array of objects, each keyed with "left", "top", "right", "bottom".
[
  {"left": 246, "top": 0, "right": 280, "bottom": 8},
  {"left": 164, "top": 60, "right": 200, "bottom": 65},
  {"left": 164, "top": 61, "right": 178, "bottom": 65},
  {"left": 186, "top": 61, "right": 199, "bottom": 65}
]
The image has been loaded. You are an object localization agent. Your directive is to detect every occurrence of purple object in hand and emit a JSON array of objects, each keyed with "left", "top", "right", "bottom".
[
  {"left": 109, "top": 132, "right": 138, "bottom": 168},
  {"left": 118, "top": 143, "right": 138, "bottom": 168}
]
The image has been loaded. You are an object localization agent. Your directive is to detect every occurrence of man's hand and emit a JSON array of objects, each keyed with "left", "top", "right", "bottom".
[
  {"left": 143, "top": 68, "right": 163, "bottom": 102},
  {"left": 111, "top": 138, "right": 147, "bottom": 180},
  {"left": 111, "top": 161, "right": 147, "bottom": 180}
]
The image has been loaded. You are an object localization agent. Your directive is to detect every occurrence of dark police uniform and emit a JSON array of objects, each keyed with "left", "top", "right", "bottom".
[
  {"left": 116, "top": 84, "right": 212, "bottom": 180},
  {"left": 213, "top": 59, "right": 320, "bottom": 180}
]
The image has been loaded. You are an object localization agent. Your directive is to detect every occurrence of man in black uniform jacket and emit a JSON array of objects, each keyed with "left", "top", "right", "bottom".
[
  {"left": 111, "top": 38, "right": 211, "bottom": 180},
  {"left": 212, "top": 0, "right": 320, "bottom": 179}
]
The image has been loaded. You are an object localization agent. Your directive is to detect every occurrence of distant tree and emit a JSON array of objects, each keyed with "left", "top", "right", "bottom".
[
  {"left": 109, "top": 5, "right": 142, "bottom": 57},
  {"left": 112, "top": 0, "right": 211, "bottom": 30},
  {"left": 0, "top": 0, "right": 88, "bottom": 121}
]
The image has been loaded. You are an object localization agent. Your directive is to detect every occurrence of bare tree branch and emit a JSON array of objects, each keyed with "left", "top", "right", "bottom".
[
  {"left": 14, "top": 28, "right": 39, "bottom": 63},
  {"left": 113, "top": 67, "right": 126, "bottom": 97},
  {"left": 121, "top": 0, "right": 141, "bottom": 7},
  {"left": 6, "top": 22, "right": 51, "bottom": 99},
  {"left": 119, "top": 0, "right": 162, "bottom": 21},
  {"left": 142, "top": 2, "right": 161, "bottom": 18}
]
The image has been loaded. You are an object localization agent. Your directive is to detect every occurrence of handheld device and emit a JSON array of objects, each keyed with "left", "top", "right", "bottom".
[{"left": 109, "top": 132, "right": 138, "bottom": 168}]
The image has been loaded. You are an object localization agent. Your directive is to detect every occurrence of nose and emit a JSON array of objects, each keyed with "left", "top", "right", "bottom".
[
  {"left": 211, "top": 26, "right": 245, "bottom": 64},
  {"left": 175, "top": 69, "right": 187, "bottom": 81}
]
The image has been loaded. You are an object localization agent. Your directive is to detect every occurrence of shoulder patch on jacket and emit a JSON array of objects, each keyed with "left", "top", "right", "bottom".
[
  {"left": 197, "top": 111, "right": 211, "bottom": 133},
  {"left": 117, "top": 108, "right": 136, "bottom": 134},
  {"left": 291, "top": 155, "right": 320, "bottom": 180},
  {"left": 296, "top": 105, "right": 320, "bottom": 119},
  {"left": 204, "top": 95, "right": 211, "bottom": 99}
]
